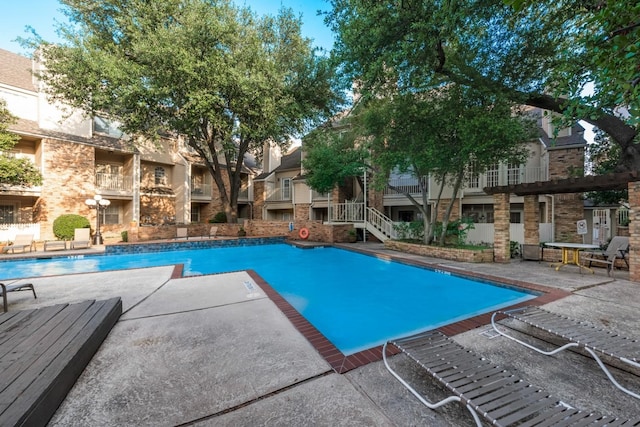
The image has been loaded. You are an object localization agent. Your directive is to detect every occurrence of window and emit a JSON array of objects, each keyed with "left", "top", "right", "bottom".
[
  {"left": 486, "top": 164, "right": 499, "bottom": 187},
  {"left": 507, "top": 163, "right": 521, "bottom": 185},
  {"left": 0, "top": 205, "right": 15, "bottom": 223},
  {"left": 191, "top": 205, "right": 201, "bottom": 223},
  {"left": 154, "top": 167, "right": 167, "bottom": 186},
  {"left": 510, "top": 212, "right": 522, "bottom": 224},
  {"left": 100, "top": 204, "right": 120, "bottom": 225},
  {"left": 282, "top": 178, "right": 291, "bottom": 200},
  {"left": 94, "top": 116, "right": 124, "bottom": 138}
]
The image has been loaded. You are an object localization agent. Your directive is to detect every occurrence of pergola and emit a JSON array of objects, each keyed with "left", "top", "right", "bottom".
[{"left": 483, "top": 171, "right": 640, "bottom": 282}]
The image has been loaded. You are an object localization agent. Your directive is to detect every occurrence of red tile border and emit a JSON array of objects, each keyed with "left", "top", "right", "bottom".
[{"left": 246, "top": 250, "right": 571, "bottom": 374}]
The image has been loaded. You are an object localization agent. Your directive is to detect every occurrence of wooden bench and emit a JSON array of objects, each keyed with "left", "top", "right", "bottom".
[{"left": 0, "top": 298, "right": 122, "bottom": 426}]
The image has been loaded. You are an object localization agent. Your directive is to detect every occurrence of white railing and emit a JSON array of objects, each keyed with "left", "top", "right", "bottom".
[
  {"left": 465, "top": 223, "right": 553, "bottom": 245},
  {"left": 0, "top": 223, "right": 40, "bottom": 241},
  {"left": 619, "top": 207, "right": 629, "bottom": 225},
  {"left": 466, "top": 166, "right": 548, "bottom": 191},
  {"left": 366, "top": 207, "right": 396, "bottom": 240},
  {"left": 330, "top": 202, "right": 364, "bottom": 222},
  {"left": 96, "top": 173, "right": 133, "bottom": 192}
]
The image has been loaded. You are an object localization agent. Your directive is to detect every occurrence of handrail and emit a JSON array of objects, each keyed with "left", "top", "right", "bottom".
[{"left": 366, "top": 207, "right": 396, "bottom": 240}]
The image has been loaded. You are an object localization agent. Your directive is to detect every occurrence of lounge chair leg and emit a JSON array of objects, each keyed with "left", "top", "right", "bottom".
[
  {"left": 492, "top": 312, "right": 640, "bottom": 401},
  {"left": 585, "top": 348, "right": 640, "bottom": 400},
  {"left": 491, "top": 312, "right": 580, "bottom": 356},
  {"left": 382, "top": 342, "right": 482, "bottom": 427}
]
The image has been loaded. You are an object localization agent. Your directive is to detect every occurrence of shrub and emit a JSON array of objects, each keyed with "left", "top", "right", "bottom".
[
  {"left": 393, "top": 221, "right": 424, "bottom": 241},
  {"left": 121, "top": 230, "right": 128, "bottom": 242},
  {"left": 53, "top": 214, "right": 90, "bottom": 240},
  {"left": 209, "top": 212, "right": 227, "bottom": 223}
]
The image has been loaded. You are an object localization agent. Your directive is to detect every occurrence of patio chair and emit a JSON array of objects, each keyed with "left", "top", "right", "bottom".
[
  {"left": 583, "top": 249, "right": 619, "bottom": 277},
  {"left": 383, "top": 330, "right": 633, "bottom": 426},
  {"left": 584, "top": 236, "right": 629, "bottom": 269},
  {"left": 70, "top": 228, "right": 91, "bottom": 249},
  {"left": 2, "top": 234, "right": 35, "bottom": 254},
  {"left": 491, "top": 306, "right": 640, "bottom": 400},
  {"left": 209, "top": 226, "right": 218, "bottom": 239},
  {"left": 44, "top": 240, "right": 67, "bottom": 251},
  {"left": 1, "top": 282, "right": 36, "bottom": 312},
  {"left": 175, "top": 227, "right": 188, "bottom": 240}
]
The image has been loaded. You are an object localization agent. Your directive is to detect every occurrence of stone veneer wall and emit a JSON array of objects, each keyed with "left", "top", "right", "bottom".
[
  {"left": 436, "top": 199, "right": 460, "bottom": 222},
  {"left": 548, "top": 147, "right": 585, "bottom": 242},
  {"left": 128, "top": 220, "right": 357, "bottom": 243},
  {"left": 493, "top": 193, "right": 510, "bottom": 263},
  {"left": 384, "top": 240, "right": 494, "bottom": 263},
  {"left": 523, "top": 195, "right": 540, "bottom": 244},
  {"left": 38, "top": 140, "right": 95, "bottom": 240},
  {"left": 628, "top": 181, "right": 639, "bottom": 283},
  {"left": 294, "top": 204, "right": 310, "bottom": 221}
]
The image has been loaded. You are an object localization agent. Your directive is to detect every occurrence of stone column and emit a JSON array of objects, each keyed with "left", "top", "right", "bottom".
[
  {"left": 523, "top": 195, "right": 540, "bottom": 244},
  {"left": 493, "top": 193, "right": 511, "bottom": 263},
  {"left": 628, "top": 181, "right": 639, "bottom": 283}
]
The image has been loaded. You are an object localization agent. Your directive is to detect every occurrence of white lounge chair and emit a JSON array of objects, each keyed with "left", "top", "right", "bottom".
[
  {"left": 209, "top": 226, "right": 218, "bottom": 239},
  {"left": 2, "top": 234, "right": 35, "bottom": 254},
  {"left": 70, "top": 228, "right": 91, "bottom": 249}
]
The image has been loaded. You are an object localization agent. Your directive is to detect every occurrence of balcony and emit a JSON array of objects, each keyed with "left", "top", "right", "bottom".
[
  {"left": 466, "top": 166, "right": 548, "bottom": 193},
  {"left": 384, "top": 176, "right": 428, "bottom": 197},
  {"left": 95, "top": 173, "right": 133, "bottom": 196},
  {"left": 266, "top": 188, "right": 292, "bottom": 202},
  {"left": 191, "top": 184, "right": 212, "bottom": 200}
]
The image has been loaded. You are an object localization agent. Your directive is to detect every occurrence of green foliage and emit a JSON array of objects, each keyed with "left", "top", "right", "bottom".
[
  {"left": 393, "top": 221, "right": 425, "bottom": 241},
  {"left": 585, "top": 130, "right": 628, "bottom": 204},
  {"left": 121, "top": 230, "right": 128, "bottom": 242},
  {"left": 53, "top": 214, "right": 90, "bottom": 240},
  {"left": 326, "top": 0, "right": 639, "bottom": 171},
  {"left": 31, "top": 0, "right": 345, "bottom": 221},
  {"left": 510, "top": 241, "right": 521, "bottom": 259},
  {"left": 432, "top": 218, "right": 476, "bottom": 247},
  {"left": 209, "top": 212, "right": 228, "bottom": 223},
  {"left": 0, "top": 99, "right": 42, "bottom": 186}
]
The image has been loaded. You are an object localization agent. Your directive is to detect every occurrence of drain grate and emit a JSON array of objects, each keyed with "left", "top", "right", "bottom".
[{"left": 479, "top": 328, "right": 501, "bottom": 339}]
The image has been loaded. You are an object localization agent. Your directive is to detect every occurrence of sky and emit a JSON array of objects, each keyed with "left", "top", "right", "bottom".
[{"left": 0, "top": 0, "right": 335, "bottom": 55}]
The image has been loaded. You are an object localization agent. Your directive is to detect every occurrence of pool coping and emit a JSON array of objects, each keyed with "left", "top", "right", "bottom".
[{"left": 251, "top": 246, "right": 571, "bottom": 374}]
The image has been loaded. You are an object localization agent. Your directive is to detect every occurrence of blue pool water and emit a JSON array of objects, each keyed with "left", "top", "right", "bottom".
[{"left": 0, "top": 244, "right": 536, "bottom": 354}]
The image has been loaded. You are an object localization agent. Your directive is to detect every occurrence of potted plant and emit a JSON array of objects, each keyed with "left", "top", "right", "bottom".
[
  {"left": 237, "top": 227, "right": 247, "bottom": 237},
  {"left": 347, "top": 228, "right": 357, "bottom": 243}
]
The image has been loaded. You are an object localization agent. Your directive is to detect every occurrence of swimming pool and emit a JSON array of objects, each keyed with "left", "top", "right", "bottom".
[{"left": 0, "top": 244, "right": 536, "bottom": 354}]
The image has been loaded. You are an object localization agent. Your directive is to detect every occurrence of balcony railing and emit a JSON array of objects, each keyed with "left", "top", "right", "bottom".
[
  {"left": 191, "top": 184, "right": 212, "bottom": 198},
  {"left": 467, "top": 166, "right": 548, "bottom": 191},
  {"left": 95, "top": 173, "right": 133, "bottom": 192},
  {"left": 384, "top": 176, "right": 428, "bottom": 196},
  {"left": 266, "top": 188, "right": 292, "bottom": 202}
]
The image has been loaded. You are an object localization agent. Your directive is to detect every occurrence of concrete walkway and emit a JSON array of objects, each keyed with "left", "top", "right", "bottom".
[{"left": 3, "top": 242, "right": 640, "bottom": 425}]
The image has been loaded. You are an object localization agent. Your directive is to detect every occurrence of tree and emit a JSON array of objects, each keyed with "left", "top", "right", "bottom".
[
  {"left": 30, "top": 0, "right": 343, "bottom": 222},
  {"left": 304, "top": 85, "right": 534, "bottom": 245},
  {"left": 325, "top": 0, "right": 639, "bottom": 171},
  {"left": 0, "top": 99, "right": 42, "bottom": 187},
  {"left": 585, "top": 130, "right": 628, "bottom": 205}
]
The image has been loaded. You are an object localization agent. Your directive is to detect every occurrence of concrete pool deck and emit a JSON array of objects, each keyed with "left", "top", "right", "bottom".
[{"left": 3, "top": 241, "right": 640, "bottom": 425}]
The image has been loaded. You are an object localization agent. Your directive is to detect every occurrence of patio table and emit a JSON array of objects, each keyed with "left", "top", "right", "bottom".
[{"left": 545, "top": 242, "right": 600, "bottom": 273}]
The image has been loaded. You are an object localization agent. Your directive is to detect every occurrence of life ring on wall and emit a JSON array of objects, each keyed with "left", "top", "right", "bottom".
[{"left": 299, "top": 227, "right": 310, "bottom": 240}]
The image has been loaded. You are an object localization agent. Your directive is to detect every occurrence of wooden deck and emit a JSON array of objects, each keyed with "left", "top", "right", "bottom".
[{"left": 0, "top": 298, "right": 122, "bottom": 426}]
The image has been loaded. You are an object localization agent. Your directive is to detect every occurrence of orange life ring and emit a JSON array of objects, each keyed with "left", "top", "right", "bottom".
[{"left": 299, "top": 227, "right": 310, "bottom": 240}]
